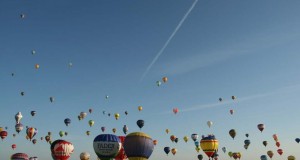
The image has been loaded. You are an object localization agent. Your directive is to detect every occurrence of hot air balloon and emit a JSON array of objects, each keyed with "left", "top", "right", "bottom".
[
  {"left": 267, "top": 151, "right": 274, "bottom": 159},
  {"left": 229, "top": 129, "right": 236, "bottom": 139},
  {"left": 80, "top": 112, "right": 87, "bottom": 119},
  {"left": 173, "top": 108, "right": 178, "bottom": 114},
  {"left": 219, "top": 98, "right": 223, "bottom": 102},
  {"left": 200, "top": 135, "right": 219, "bottom": 158},
  {"left": 59, "top": 131, "right": 65, "bottom": 137},
  {"left": 15, "top": 123, "right": 24, "bottom": 134},
  {"left": 137, "top": 120, "right": 144, "bottom": 130},
  {"left": 198, "top": 154, "right": 203, "bottom": 160},
  {"left": 138, "top": 106, "right": 143, "bottom": 111},
  {"left": 232, "top": 96, "right": 236, "bottom": 100},
  {"left": 125, "top": 111, "right": 128, "bottom": 115},
  {"left": 21, "top": 92, "right": 25, "bottom": 96},
  {"left": 277, "top": 149, "right": 283, "bottom": 155},
  {"left": 80, "top": 152, "right": 90, "bottom": 160},
  {"left": 263, "top": 141, "right": 268, "bottom": 147},
  {"left": 164, "top": 147, "right": 170, "bottom": 155},
  {"left": 105, "top": 95, "right": 109, "bottom": 99},
  {"left": 183, "top": 136, "right": 189, "bottom": 143},
  {"left": 230, "top": 109, "right": 234, "bottom": 115},
  {"left": 41, "top": 136, "right": 43, "bottom": 141},
  {"left": 51, "top": 139, "right": 74, "bottom": 160},
  {"left": 273, "top": 134, "right": 278, "bottom": 142},
  {"left": 13, "top": 133, "right": 16, "bottom": 137},
  {"left": 12, "top": 144, "right": 17, "bottom": 150},
  {"left": 101, "top": 127, "right": 106, "bottom": 133},
  {"left": 88, "top": 120, "right": 94, "bottom": 127},
  {"left": 93, "top": 134, "right": 121, "bottom": 160},
  {"left": 222, "top": 147, "right": 226, "bottom": 153},
  {"left": 86, "top": 131, "right": 91, "bottom": 136},
  {"left": 207, "top": 121, "right": 213, "bottom": 128},
  {"left": 123, "top": 132, "right": 154, "bottom": 160},
  {"left": 89, "top": 109, "right": 93, "bottom": 114},
  {"left": 35, "top": 64, "right": 40, "bottom": 69},
  {"left": 153, "top": 140, "right": 158, "bottom": 145},
  {"left": 165, "top": 129, "right": 170, "bottom": 134},
  {"left": 171, "top": 148, "right": 177, "bottom": 155},
  {"left": 260, "top": 155, "right": 268, "bottom": 160},
  {"left": 295, "top": 138, "right": 300, "bottom": 143},
  {"left": 232, "top": 153, "right": 239, "bottom": 160},
  {"left": 15, "top": 112, "right": 23, "bottom": 124},
  {"left": 32, "top": 139, "right": 37, "bottom": 144},
  {"left": 162, "top": 77, "right": 168, "bottom": 83},
  {"left": 26, "top": 127, "right": 37, "bottom": 141},
  {"left": 288, "top": 155, "right": 296, "bottom": 160},
  {"left": 191, "top": 134, "right": 199, "bottom": 142},
  {"left": 20, "top": 13, "right": 25, "bottom": 19},
  {"left": 115, "top": 136, "right": 127, "bottom": 160},
  {"left": 45, "top": 135, "right": 51, "bottom": 142},
  {"left": 276, "top": 141, "right": 280, "bottom": 147},
  {"left": 108, "top": 113, "right": 111, "bottom": 117},
  {"left": 174, "top": 137, "right": 179, "bottom": 143},
  {"left": 258, "top": 124, "right": 265, "bottom": 132},
  {"left": 11, "top": 153, "right": 29, "bottom": 160},
  {"left": 114, "top": 113, "right": 120, "bottom": 120},
  {"left": 68, "top": 62, "right": 73, "bottom": 68},
  {"left": 78, "top": 115, "right": 82, "bottom": 121},
  {"left": 228, "top": 152, "right": 233, "bottom": 158},
  {"left": 244, "top": 139, "right": 250, "bottom": 146},
  {"left": 64, "top": 118, "right": 71, "bottom": 126},
  {"left": 123, "top": 125, "right": 128, "bottom": 135},
  {"left": 245, "top": 133, "right": 249, "bottom": 137},
  {"left": 31, "top": 111, "right": 36, "bottom": 116},
  {"left": 112, "top": 128, "right": 117, "bottom": 134},
  {"left": 156, "top": 81, "right": 161, "bottom": 87},
  {"left": 170, "top": 135, "right": 176, "bottom": 142},
  {"left": 50, "top": 97, "right": 54, "bottom": 103},
  {"left": 194, "top": 141, "right": 200, "bottom": 148}
]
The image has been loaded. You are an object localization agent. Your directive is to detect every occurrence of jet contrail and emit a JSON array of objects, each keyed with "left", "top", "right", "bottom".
[{"left": 140, "top": 0, "right": 199, "bottom": 81}]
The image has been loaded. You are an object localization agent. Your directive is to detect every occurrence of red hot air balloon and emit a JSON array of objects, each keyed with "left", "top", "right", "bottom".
[
  {"left": 173, "top": 108, "right": 178, "bottom": 114},
  {"left": 12, "top": 144, "right": 17, "bottom": 150},
  {"left": 273, "top": 134, "right": 278, "bottom": 142},
  {"left": 0, "top": 130, "right": 8, "bottom": 140},
  {"left": 11, "top": 153, "right": 29, "bottom": 160},
  {"left": 230, "top": 109, "right": 234, "bottom": 115},
  {"left": 276, "top": 141, "right": 280, "bottom": 147},
  {"left": 277, "top": 149, "right": 283, "bottom": 155},
  {"left": 51, "top": 140, "right": 74, "bottom": 160},
  {"left": 257, "top": 124, "right": 265, "bottom": 132},
  {"left": 115, "top": 136, "right": 127, "bottom": 160}
]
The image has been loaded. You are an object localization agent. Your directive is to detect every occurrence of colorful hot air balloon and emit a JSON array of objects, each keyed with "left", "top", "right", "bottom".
[
  {"left": 173, "top": 108, "right": 178, "bottom": 114},
  {"left": 15, "top": 123, "right": 24, "bottom": 134},
  {"left": 170, "top": 135, "right": 176, "bottom": 142},
  {"left": 123, "top": 132, "right": 154, "bottom": 160},
  {"left": 137, "top": 120, "right": 144, "bottom": 130},
  {"left": 171, "top": 148, "right": 177, "bottom": 155},
  {"left": 15, "top": 112, "right": 23, "bottom": 124},
  {"left": 11, "top": 153, "right": 29, "bottom": 160},
  {"left": 162, "top": 77, "right": 168, "bottom": 83},
  {"left": 191, "top": 134, "right": 199, "bottom": 142},
  {"left": 277, "top": 149, "right": 283, "bottom": 155},
  {"left": 115, "top": 136, "right": 127, "bottom": 160},
  {"left": 26, "top": 127, "right": 37, "bottom": 141},
  {"left": 267, "top": 150, "right": 274, "bottom": 159},
  {"left": 93, "top": 134, "right": 121, "bottom": 160},
  {"left": 101, "top": 127, "right": 106, "bottom": 133},
  {"left": 123, "top": 125, "right": 128, "bottom": 135},
  {"left": 114, "top": 113, "right": 120, "bottom": 120},
  {"left": 80, "top": 112, "right": 87, "bottom": 119},
  {"left": 80, "top": 152, "right": 90, "bottom": 160},
  {"left": 153, "top": 140, "right": 158, "bottom": 145},
  {"left": 200, "top": 135, "right": 219, "bottom": 158},
  {"left": 164, "top": 147, "right": 170, "bottom": 155},
  {"left": 229, "top": 129, "right": 236, "bottom": 139},
  {"left": 64, "top": 118, "right": 71, "bottom": 126},
  {"left": 45, "top": 135, "right": 51, "bottom": 142},
  {"left": 51, "top": 139, "right": 74, "bottom": 160},
  {"left": 258, "top": 124, "right": 265, "bottom": 132},
  {"left": 138, "top": 106, "right": 143, "bottom": 111}
]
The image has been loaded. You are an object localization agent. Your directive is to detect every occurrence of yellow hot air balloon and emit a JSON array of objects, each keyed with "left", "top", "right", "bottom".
[
  {"left": 35, "top": 64, "right": 40, "bottom": 69},
  {"left": 88, "top": 120, "right": 94, "bottom": 127},
  {"left": 200, "top": 135, "right": 219, "bottom": 158},
  {"left": 112, "top": 128, "right": 116, "bottom": 133},
  {"left": 114, "top": 113, "right": 120, "bottom": 120},
  {"left": 165, "top": 129, "right": 170, "bottom": 134},
  {"left": 138, "top": 106, "right": 143, "bottom": 111},
  {"left": 288, "top": 156, "right": 296, "bottom": 160},
  {"left": 183, "top": 136, "right": 189, "bottom": 143},
  {"left": 195, "top": 146, "right": 201, "bottom": 153},
  {"left": 0, "top": 127, "right": 3, "bottom": 132}
]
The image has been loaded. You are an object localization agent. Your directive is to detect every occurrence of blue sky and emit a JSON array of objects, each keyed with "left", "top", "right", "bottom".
[{"left": 1, "top": 0, "right": 300, "bottom": 159}]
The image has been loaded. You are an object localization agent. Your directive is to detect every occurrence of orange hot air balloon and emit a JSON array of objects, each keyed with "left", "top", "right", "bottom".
[
  {"left": 173, "top": 108, "right": 178, "bottom": 114},
  {"left": 276, "top": 141, "right": 280, "bottom": 147},
  {"left": 170, "top": 135, "right": 176, "bottom": 142},
  {"left": 35, "top": 64, "right": 40, "bottom": 69},
  {"left": 277, "top": 149, "right": 283, "bottom": 155},
  {"left": 162, "top": 77, "right": 168, "bottom": 83},
  {"left": 153, "top": 140, "right": 158, "bottom": 145},
  {"left": 171, "top": 148, "right": 177, "bottom": 155},
  {"left": 138, "top": 106, "right": 143, "bottom": 111}
]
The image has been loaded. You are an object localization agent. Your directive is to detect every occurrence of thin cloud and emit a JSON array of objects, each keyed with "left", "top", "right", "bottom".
[{"left": 140, "top": 0, "right": 199, "bottom": 81}]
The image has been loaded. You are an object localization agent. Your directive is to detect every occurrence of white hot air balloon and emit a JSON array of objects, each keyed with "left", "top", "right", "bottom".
[
  {"left": 15, "top": 112, "right": 23, "bottom": 124},
  {"left": 207, "top": 121, "right": 213, "bottom": 128},
  {"left": 80, "top": 152, "right": 90, "bottom": 160}
]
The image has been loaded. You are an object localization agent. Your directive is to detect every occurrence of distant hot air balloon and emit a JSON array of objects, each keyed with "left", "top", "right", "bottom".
[
  {"left": 230, "top": 109, "right": 234, "bottom": 115},
  {"left": 125, "top": 111, "right": 128, "bottom": 115},
  {"left": 11, "top": 153, "right": 29, "bottom": 160},
  {"left": 115, "top": 136, "right": 127, "bottom": 160},
  {"left": 207, "top": 121, "right": 213, "bottom": 128},
  {"left": 288, "top": 155, "right": 296, "bottom": 160},
  {"left": 137, "top": 120, "right": 144, "bottom": 130},
  {"left": 191, "top": 134, "right": 199, "bottom": 142},
  {"left": 183, "top": 136, "right": 189, "bottom": 143},
  {"left": 200, "top": 135, "right": 219, "bottom": 158},
  {"left": 229, "top": 129, "right": 236, "bottom": 139},
  {"left": 156, "top": 81, "right": 161, "bottom": 87},
  {"left": 228, "top": 152, "right": 233, "bottom": 158},
  {"left": 51, "top": 139, "right": 74, "bottom": 160},
  {"left": 101, "top": 127, "right": 105, "bottom": 133},
  {"left": 93, "top": 134, "right": 121, "bottom": 160},
  {"left": 267, "top": 150, "right": 274, "bottom": 159},
  {"left": 123, "top": 125, "right": 128, "bottom": 135},
  {"left": 35, "top": 64, "right": 40, "bottom": 69},
  {"left": 15, "top": 112, "right": 23, "bottom": 124},
  {"left": 80, "top": 112, "right": 87, "bottom": 119},
  {"left": 20, "top": 14, "right": 25, "bottom": 19},
  {"left": 198, "top": 154, "right": 204, "bottom": 160},
  {"left": 12, "top": 144, "right": 16, "bottom": 150},
  {"left": 153, "top": 140, "right": 158, "bottom": 145},
  {"left": 263, "top": 141, "right": 268, "bottom": 147},
  {"left": 170, "top": 135, "right": 176, "bottom": 142},
  {"left": 174, "top": 137, "right": 179, "bottom": 143},
  {"left": 13, "top": 133, "right": 16, "bottom": 137},
  {"left": 219, "top": 98, "right": 223, "bottom": 102},
  {"left": 277, "top": 149, "right": 283, "bottom": 156},
  {"left": 245, "top": 133, "right": 249, "bottom": 137},
  {"left": 89, "top": 109, "right": 93, "bottom": 114},
  {"left": 295, "top": 138, "right": 300, "bottom": 143},
  {"left": 258, "top": 124, "right": 265, "bottom": 132},
  {"left": 138, "top": 106, "right": 143, "bottom": 111},
  {"left": 173, "top": 108, "right": 178, "bottom": 114},
  {"left": 164, "top": 147, "right": 170, "bottom": 155},
  {"left": 171, "top": 148, "right": 177, "bottom": 155},
  {"left": 21, "top": 92, "right": 25, "bottom": 96},
  {"left": 15, "top": 123, "right": 24, "bottom": 134},
  {"left": 260, "top": 155, "right": 268, "bottom": 160},
  {"left": 80, "top": 152, "right": 90, "bottom": 160},
  {"left": 222, "top": 147, "right": 226, "bottom": 153},
  {"left": 232, "top": 96, "right": 236, "bottom": 100},
  {"left": 273, "top": 134, "right": 278, "bottom": 142},
  {"left": 31, "top": 50, "right": 36, "bottom": 55},
  {"left": 86, "top": 131, "right": 91, "bottom": 136},
  {"left": 68, "top": 62, "right": 73, "bottom": 68},
  {"left": 64, "top": 118, "right": 71, "bottom": 126},
  {"left": 31, "top": 111, "right": 36, "bottom": 117},
  {"left": 105, "top": 95, "right": 109, "bottom": 99},
  {"left": 59, "top": 131, "right": 65, "bottom": 137},
  {"left": 114, "top": 113, "right": 120, "bottom": 120},
  {"left": 32, "top": 139, "right": 37, "bottom": 144},
  {"left": 123, "top": 132, "right": 154, "bottom": 160},
  {"left": 112, "top": 128, "right": 117, "bottom": 134},
  {"left": 26, "top": 127, "right": 37, "bottom": 141},
  {"left": 88, "top": 120, "right": 94, "bottom": 127},
  {"left": 162, "top": 77, "right": 168, "bottom": 83},
  {"left": 45, "top": 135, "right": 51, "bottom": 142},
  {"left": 165, "top": 129, "right": 170, "bottom": 134},
  {"left": 50, "top": 97, "right": 54, "bottom": 103},
  {"left": 195, "top": 146, "right": 201, "bottom": 153},
  {"left": 244, "top": 139, "right": 251, "bottom": 146}
]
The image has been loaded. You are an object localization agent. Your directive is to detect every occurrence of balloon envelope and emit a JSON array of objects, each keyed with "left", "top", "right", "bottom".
[
  {"left": 11, "top": 153, "right": 29, "bottom": 160},
  {"left": 93, "top": 134, "right": 121, "bottom": 160}
]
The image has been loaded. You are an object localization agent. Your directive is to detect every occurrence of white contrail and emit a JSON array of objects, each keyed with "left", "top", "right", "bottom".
[{"left": 140, "top": 0, "right": 199, "bottom": 81}]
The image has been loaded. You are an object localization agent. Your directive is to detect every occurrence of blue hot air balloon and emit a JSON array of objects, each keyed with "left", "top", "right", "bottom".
[
  {"left": 244, "top": 139, "right": 251, "bottom": 146},
  {"left": 93, "top": 134, "right": 121, "bottom": 160},
  {"left": 295, "top": 138, "right": 300, "bottom": 143},
  {"left": 64, "top": 118, "right": 71, "bottom": 126},
  {"left": 164, "top": 147, "right": 171, "bottom": 155},
  {"left": 261, "top": 155, "right": 268, "bottom": 160},
  {"left": 123, "top": 132, "right": 154, "bottom": 160},
  {"left": 222, "top": 147, "right": 226, "bottom": 153}
]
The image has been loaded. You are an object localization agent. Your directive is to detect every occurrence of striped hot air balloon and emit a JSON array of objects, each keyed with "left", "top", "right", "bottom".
[
  {"left": 115, "top": 136, "right": 127, "bottom": 160},
  {"left": 11, "top": 153, "right": 29, "bottom": 160},
  {"left": 200, "top": 135, "right": 219, "bottom": 158}
]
